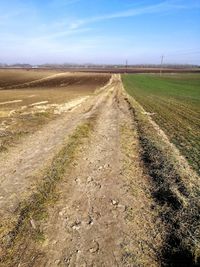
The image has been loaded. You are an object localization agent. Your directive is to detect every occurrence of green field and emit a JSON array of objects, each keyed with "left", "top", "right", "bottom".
[{"left": 122, "top": 74, "right": 200, "bottom": 174}]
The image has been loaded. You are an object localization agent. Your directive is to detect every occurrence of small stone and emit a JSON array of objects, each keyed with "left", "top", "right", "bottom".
[
  {"left": 87, "top": 215, "right": 93, "bottom": 225},
  {"left": 71, "top": 219, "right": 81, "bottom": 230},
  {"left": 104, "top": 164, "right": 110, "bottom": 168},
  {"left": 64, "top": 257, "right": 70, "bottom": 263},
  {"left": 59, "top": 210, "right": 64, "bottom": 216},
  {"left": 112, "top": 200, "right": 118, "bottom": 206},
  {"left": 30, "top": 219, "right": 36, "bottom": 229},
  {"left": 98, "top": 166, "right": 103, "bottom": 170},
  {"left": 89, "top": 240, "right": 99, "bottom": 253},
  {"left": 94, "top": 182, "right": 101, "bottom": 189},
  {"left": 54, "top": 259, "right": 61, "bottom": 265},
  {"left": 87, "top": 176, "right": 93, "bottom": 183},
  {"left": 72, "top": 225, "right": 80, "bottom": 230}
]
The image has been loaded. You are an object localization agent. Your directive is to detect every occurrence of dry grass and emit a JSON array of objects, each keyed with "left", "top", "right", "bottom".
[
  {"left": 120, "top": 122, "right": 163, "bottom": 266},
  {"left": 124, "top": 92, "right": 200, "bottom": 266}
]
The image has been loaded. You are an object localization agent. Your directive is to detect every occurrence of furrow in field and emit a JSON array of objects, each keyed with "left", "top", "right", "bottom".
[{"left": 1, "top": 73, "right": 67, "bottom": 89}]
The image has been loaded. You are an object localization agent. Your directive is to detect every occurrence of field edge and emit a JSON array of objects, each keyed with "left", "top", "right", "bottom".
[{"left": 122, "top": 83, "right": 200, "bottom": 266}]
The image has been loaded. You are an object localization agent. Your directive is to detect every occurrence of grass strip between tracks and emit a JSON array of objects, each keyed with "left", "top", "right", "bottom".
[{"left": 0, "top": 117, "right": 95, "bottom": 266}]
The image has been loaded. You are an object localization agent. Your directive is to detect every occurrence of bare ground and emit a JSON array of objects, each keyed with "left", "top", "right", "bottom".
[
  {"left": 0, "top": 78, "right": 109, "bottom": 223},
  {"left": 1, "top": 75, "right": 162, "bottom": 266}
]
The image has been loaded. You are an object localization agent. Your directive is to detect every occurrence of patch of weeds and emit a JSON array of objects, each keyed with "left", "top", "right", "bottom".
[
  {"left": 0, "top": 144, "right": 7, "bottom": 152},
  {"left": 33, "top": 208, "right": 49, "bottom": 221},
  {"left": 124, "top": 206, "right": 134, "bottom": 221},
  {"left": 121, "top": 251, "right": 137, "bottom": 265},
  {"left": 0, "top": 131, "right": 27, "bottom": 152},
  {"left": 33, "top": 230, "right": 45, "bottom": 243},
  {"left": 34, "top": 111, "right": 51, "bottom": 118}
]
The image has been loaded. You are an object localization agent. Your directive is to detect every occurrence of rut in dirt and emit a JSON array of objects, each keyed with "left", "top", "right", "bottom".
[
  {"left": 0, "top": 76, "right": 110, "bottom": 221},
  {"left": 0, "top": 75, "right": 112, "bottom": 259}
]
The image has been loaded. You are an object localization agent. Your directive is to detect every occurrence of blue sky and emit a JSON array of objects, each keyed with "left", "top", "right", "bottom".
[{"left": 0, "top": 0, "right": 199, "bottom": 64}]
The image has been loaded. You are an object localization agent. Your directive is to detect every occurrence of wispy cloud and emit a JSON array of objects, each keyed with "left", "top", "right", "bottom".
[
  {"left": 34, "top": 27, "right": 91, "bottom": 41},
  {"left": 0, "top": 0, "right": 199, "bottom": 64},
  {"left": 28, "top": 1, "right": 198, "bottom": 42},
  {"left": 67, "top": 1, "right": 199, "bottom": 29}
]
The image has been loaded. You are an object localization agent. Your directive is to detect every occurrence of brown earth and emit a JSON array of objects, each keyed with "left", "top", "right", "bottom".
[
  {"left": 0, "top": 69, "right": 59, "bottom": 88},
  {"left": 0, "top": 71, "right": 110, "bottom": 90},
  {"left": 0, "top": 74, "right": 163, "bottom": 266}
]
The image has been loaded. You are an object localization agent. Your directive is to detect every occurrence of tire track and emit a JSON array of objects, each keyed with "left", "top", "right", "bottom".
[
  {"left": 18, "top": 75, "right": 161, "bottom": 267},
  {"left": 0, "top": 76, "right": 113, "bottom": 244}
]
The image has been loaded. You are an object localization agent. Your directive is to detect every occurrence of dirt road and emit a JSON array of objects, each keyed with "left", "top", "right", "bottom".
[{"left": 0, "top": 75, "right": 161, "bottom": 266}]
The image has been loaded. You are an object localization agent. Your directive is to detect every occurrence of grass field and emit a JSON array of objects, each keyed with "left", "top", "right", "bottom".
[{"left": 122, "top": 74, "right": 200, "bottom": 174}]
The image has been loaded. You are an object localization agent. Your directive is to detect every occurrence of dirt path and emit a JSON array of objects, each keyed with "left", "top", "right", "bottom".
[
  {"left": 0, "top": 77, "right": 111, "bottom": 220},
  {"left": 0, "top": 75, "right": 162, "bottom": 266}
]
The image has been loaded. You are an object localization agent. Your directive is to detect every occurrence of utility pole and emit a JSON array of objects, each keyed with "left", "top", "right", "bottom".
[
  {"left": 160, "top": 55, "right": 164, "bottom": 76},
  {"left": 125, "top": 59, "right": 128, "bottom": 73}
]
